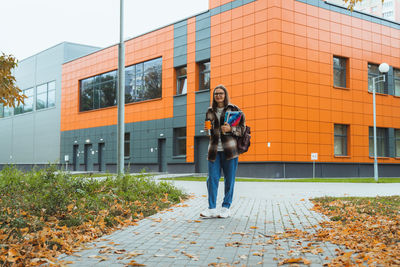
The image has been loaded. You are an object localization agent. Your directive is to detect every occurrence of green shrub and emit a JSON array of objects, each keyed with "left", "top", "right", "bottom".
[{"left": 0, "top": 165, "right": 187, "bottom": 237}]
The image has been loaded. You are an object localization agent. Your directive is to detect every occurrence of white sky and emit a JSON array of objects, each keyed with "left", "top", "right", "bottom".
[{"left": 0, "top": 0, "right": 209, "bottom": 61}]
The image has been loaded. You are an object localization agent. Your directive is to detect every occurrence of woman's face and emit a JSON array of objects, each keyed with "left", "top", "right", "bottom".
[{"left": 214, "top": 88, "right": 225, "bottom": 106}]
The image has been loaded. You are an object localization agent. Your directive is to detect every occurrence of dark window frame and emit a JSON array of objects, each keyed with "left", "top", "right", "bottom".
[
  {"left": 124, "top": 132, "right": 130, "bottom": 158},
  {"left": 334, "top": 124, "right": 348, "bottom": 156},
  {"left": 199, "top": 61, "right": 210, "bottom": 91},
  {"left": 368, "top": 63, "right": 387, "bottom": 94},
  {"left": 173, "top": 127, "right": 187, "bottom": 156},
  {"left": 395, "top": 129, "right": 400, "bottom": 158},
  {"left": 176, "top": 66, "right": 187, "bottom": 95},
  {"left": 80, "top": 57, "right": 162, "bottom": 112},
  {"left": 394, "top": 68, "right": 400, "bottom": 97},
  {"left": 125, "top": 57, "right": 162, "bottom": 104},
  {"left": 79, "top": 71, "right": 117, "bottom": 112},
  {"left": 369, "top": 127, "right": 389, "bottom": 157},
  {"left": 333, "top": 56, "right": 347, "bottom": 88}
]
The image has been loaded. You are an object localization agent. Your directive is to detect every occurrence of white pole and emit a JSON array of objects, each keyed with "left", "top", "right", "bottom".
[
  {"left": 372, "top": 77, "right": 378, "bottom": 182},
  {"left": 117, "top": 0, "right": 125, "bottom": 175}
]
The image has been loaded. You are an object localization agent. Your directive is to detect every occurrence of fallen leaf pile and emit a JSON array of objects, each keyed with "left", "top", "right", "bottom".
[
  {"left": 282, "top": 196, "right": 400, "bottom": 266},
  {"left": 0, "top": 208, "right": 140, "bottom": 265},
  {"left": 0, "top": 167, "right": 188, "bottom": 266}
]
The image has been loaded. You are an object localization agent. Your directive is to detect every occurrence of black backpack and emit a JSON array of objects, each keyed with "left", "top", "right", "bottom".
[{"left": 237, "top": 126, "right": 251, "bottom": 154}]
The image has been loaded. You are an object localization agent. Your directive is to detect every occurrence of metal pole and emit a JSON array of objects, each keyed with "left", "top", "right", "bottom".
[
  {"left": 117, "top": 0, "right": 125, "bottom": 175},
  {"left": 372, "top": 77, "right": 378, "bottom": 182}
]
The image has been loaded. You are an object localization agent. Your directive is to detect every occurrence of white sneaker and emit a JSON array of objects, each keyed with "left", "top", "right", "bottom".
[
  {"left": 218, "top": 207, "right": 230, "bottom": 218},
  {"left": 200, "top": 208, "right": 218, "bottom": 218}
]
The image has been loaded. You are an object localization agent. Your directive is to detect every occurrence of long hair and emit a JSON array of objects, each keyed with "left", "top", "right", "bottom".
[{"left": 211, "top": 84, "right": 230, "bottom": 110}]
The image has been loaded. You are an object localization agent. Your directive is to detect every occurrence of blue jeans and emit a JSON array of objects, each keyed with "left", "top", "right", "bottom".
[{"left": 207, "top": 152, "right": 238, "bottom": 209}]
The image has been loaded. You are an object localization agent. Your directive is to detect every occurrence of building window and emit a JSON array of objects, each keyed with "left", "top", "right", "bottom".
[
  {"left": 383, "top": 11, "right": 394, "bottom": 19},
  {"left": 3, "top": 105, "right": 13, "bottom": 117},
  {"left": 333, "top": 56, "right": 347, "bottom": 88},
  {"left": 334, "top": 124, "right": 348, "bottom": 156},
  {"left": 124, "top": 132, "right": 130, "bottom": 158},
  {"left": 36, "top": 81, "right": 56, "bottom": 110},
  {"left": 383, "top": 1, "right": 393, "bottom": 8},
  {"left": 394, "top": 68, "right": 400, "bottom": 96},
  {"left": 176, "top": 66, "right": 187, "bottom": 95},
  {"left": 14, "top": 88, "right": 34, "bottom": 115},
  {"left": 80, "top": 58, "right": 162, "bottom": 112},
  {"left": 396, "top": 129, "right": 400, "bottom": 157},
  {"left": 369, "top": 127, "right": 389, "bottom": 157},
  {"left": 80, "top": 71, "right": 117, "bottom": 112},
  {"left": 125, "top": 57, "right": 162, "bottom": 103},
  {"left": 199, "top": 61, "right": 210, "bottom": 91},
  {"left": 368, "top": 63, "right": 386, "bottom": 94},
  {"left": 173, "top": 127, "right": 186, "bottom": 156}
]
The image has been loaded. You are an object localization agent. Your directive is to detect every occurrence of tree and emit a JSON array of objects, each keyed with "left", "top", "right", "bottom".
[
  {"left": 0, "top": 53, "right": 25, "bottom": 107},
  {"left": 344, "top": 0, "right": 384, "bottom": 11}
]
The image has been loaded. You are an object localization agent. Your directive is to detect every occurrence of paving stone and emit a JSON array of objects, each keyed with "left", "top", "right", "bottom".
[{"left": 58, "top": 180, "right": 399, "bottom": 266}]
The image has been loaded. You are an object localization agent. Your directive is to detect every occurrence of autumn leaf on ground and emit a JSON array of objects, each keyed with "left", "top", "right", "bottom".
[
  {"left": 281, "top": 196, "right": 400, "bottom": 266},
  {"left": 181, "top": 251, "right": 199, "bottom": 261},
  {"left": 125, "top": 259, "right": 146, "bottom": 266},
  {"left": 278, "top": 258, "right": 311, "bottom": 265},
  {"left": 0, "top": 168, "right": 188, "bottom": 266}
]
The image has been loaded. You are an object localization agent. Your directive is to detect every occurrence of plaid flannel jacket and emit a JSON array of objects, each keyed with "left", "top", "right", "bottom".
[{"left": 205, "top": 103, "right": 246, "bottom": 162}]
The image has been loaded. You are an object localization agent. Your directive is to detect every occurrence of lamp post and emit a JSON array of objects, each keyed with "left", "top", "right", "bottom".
[
  {"left": 117, "top": 0, "right": 125, "bottom": 175},
  {"left": 372, "top": 62, "right": 389, "bottom": 182}
]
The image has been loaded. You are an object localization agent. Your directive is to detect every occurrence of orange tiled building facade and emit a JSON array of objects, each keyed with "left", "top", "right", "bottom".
[{"left": 61, "top": 0, "right": 400, "bottom": 177}]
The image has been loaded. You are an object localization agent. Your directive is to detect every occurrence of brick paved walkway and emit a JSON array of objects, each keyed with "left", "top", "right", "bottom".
[{"left": 59, "top": 180, "right": 398, "bottom": 266}]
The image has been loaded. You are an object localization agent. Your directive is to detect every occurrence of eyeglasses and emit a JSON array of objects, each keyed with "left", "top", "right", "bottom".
[{"left": 214, "top": 92, "right": 225, "bottom": 96}]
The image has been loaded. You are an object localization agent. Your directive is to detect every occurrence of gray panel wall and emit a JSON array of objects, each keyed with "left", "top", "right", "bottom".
[
  {"left": 195, "top": 90, "right": 211, "bottom": 137},
  {"left": 0, "top": 119, "right": 13, "bottom": 163},
  {"left": 0, "top": 44, "right": 63, "bottom": 164},
  {"left": 0, "top": 42, "right": 99, "bottom": 166},
  {"left": 195, "top": 12, "right": 211, "bottom": 62},
  {"left": 12, "top": 116, "right": 35, "bottom": 163},
  {"left": 173, "top": 95, "right": 187, "bottom": 127},
  {"left": 174, "top": 20, "right": 187, "bottom": 67},
  {"left": 64, "top": 42, "right": 100, "bottom": 63},
  {"left": 236, "top": 162, "right": 400, "bottom": 178},
  {"left": 61, "top": 118, "right": 179, "bottom": 172}
]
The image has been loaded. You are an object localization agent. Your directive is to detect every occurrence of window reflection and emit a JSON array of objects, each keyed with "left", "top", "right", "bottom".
[
  {"left": 36, "top": 81, "right": 56, "bottom": 110},
  {"left": 15, "top": 87, "right": 34, "bottom": 114},
  {"left": 80, "top": 57, "right": 162, "bottom": 111},
  {"left": 176, "top": 66, "right": 187, "bottom": 95},
  {"left": 199, "top": 61, "right": 210, "bottom": 91},
  {"left": 368, "top": 63, "right": 386, "bottom": 94}
]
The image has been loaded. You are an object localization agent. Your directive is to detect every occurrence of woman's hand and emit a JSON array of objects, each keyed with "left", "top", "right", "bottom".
[{"left": 221, "top": 122, "right": 231, "bottom": 134}]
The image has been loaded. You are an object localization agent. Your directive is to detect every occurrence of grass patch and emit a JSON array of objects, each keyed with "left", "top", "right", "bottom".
[
  {"left": 0, "top": 165, "right": 187, "bottom": 265},
  {"left": 161, "top": 176, "right": 400, "bottom": 183}
]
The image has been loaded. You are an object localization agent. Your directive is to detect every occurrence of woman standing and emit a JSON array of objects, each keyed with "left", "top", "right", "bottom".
[{"left": 200, "top": 85, "right": 246, "bottom": 218}]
